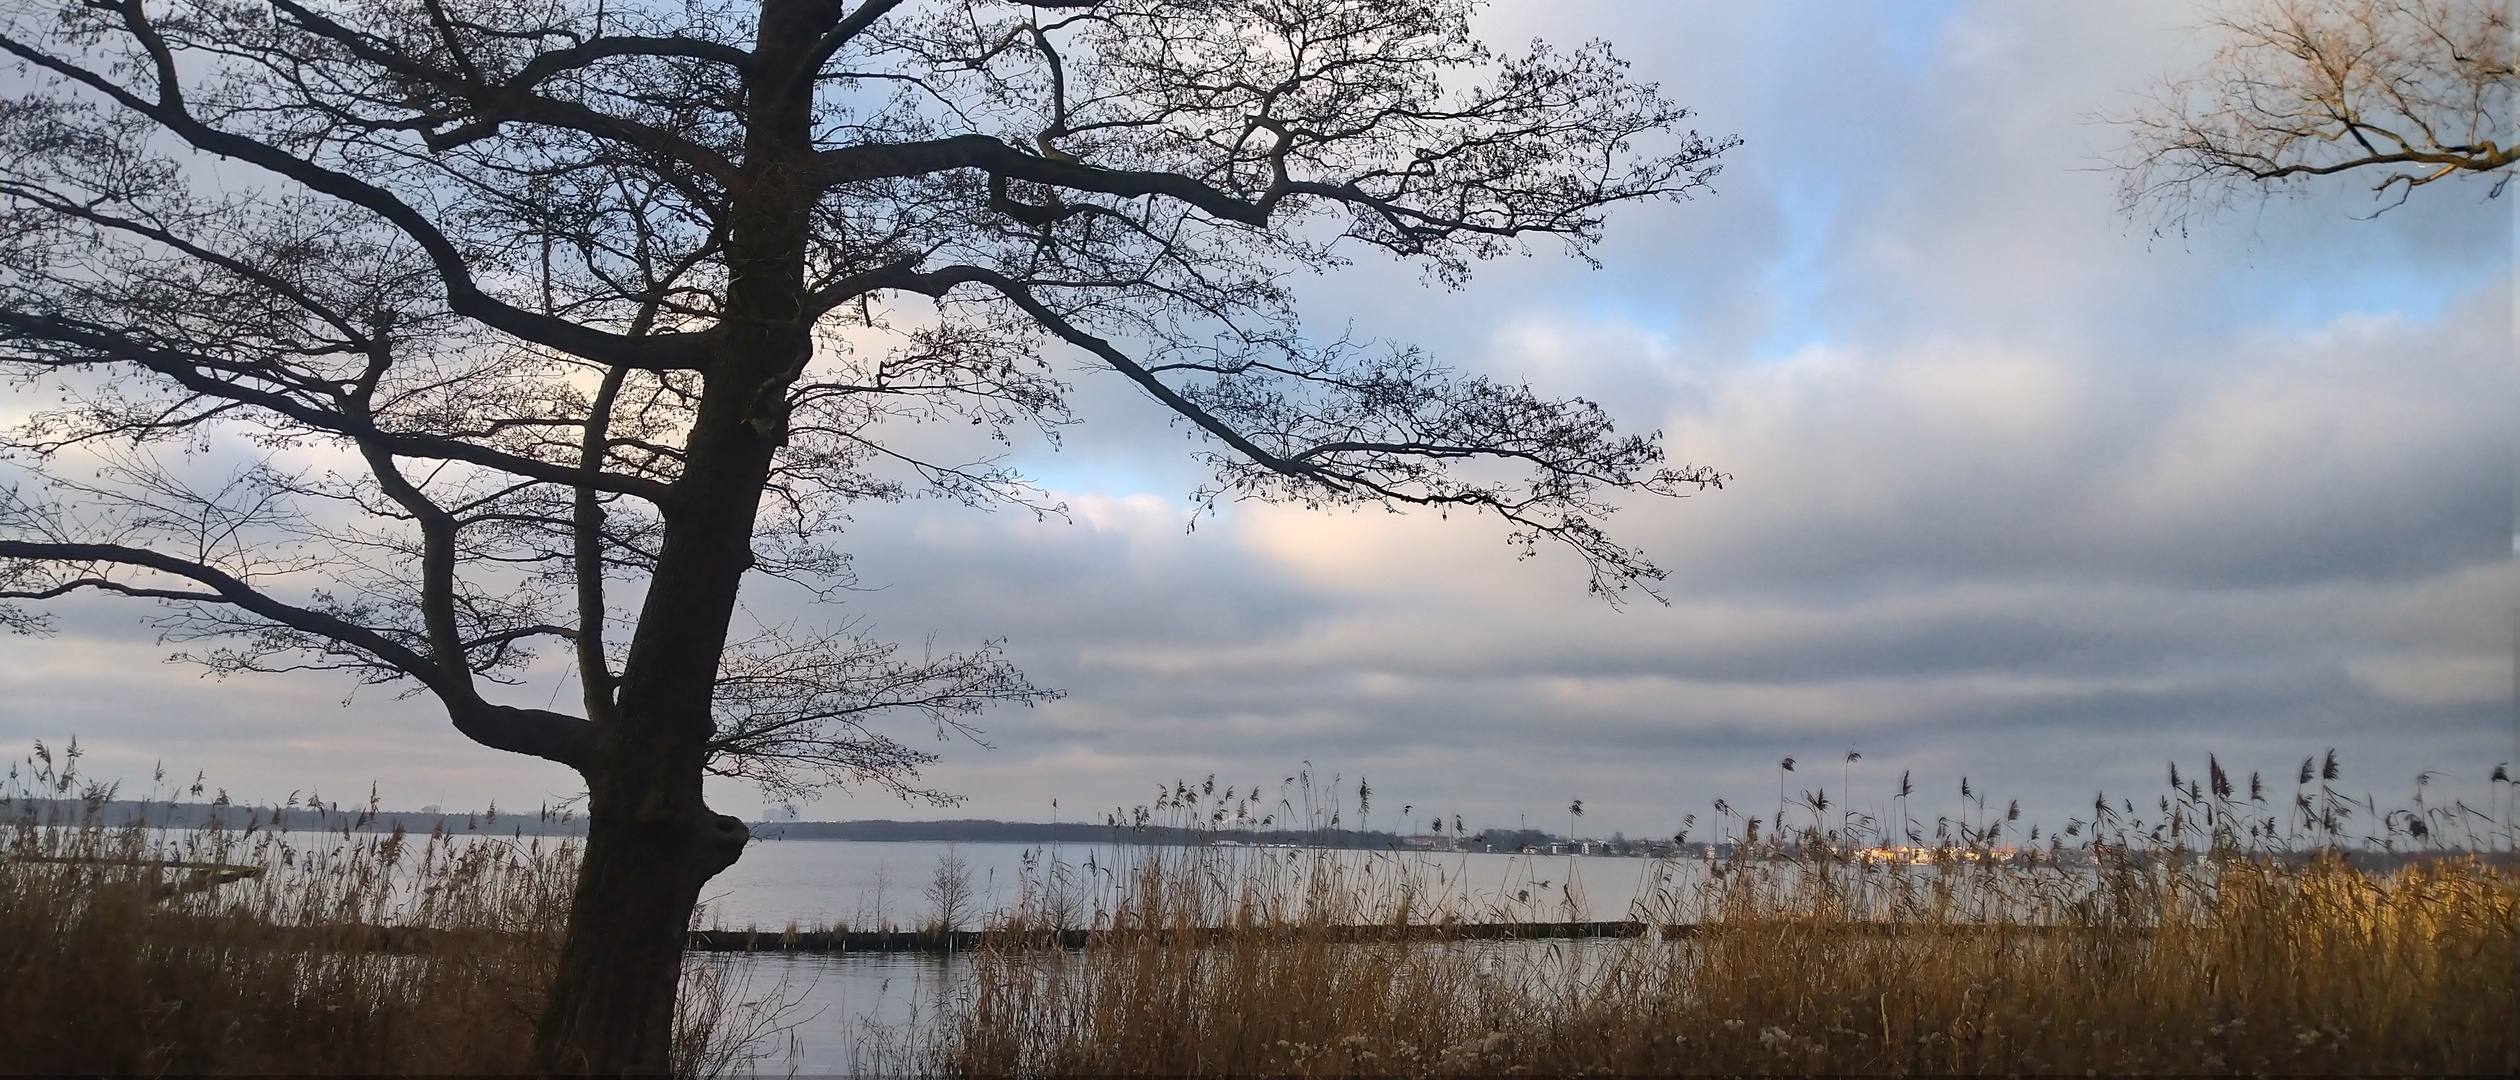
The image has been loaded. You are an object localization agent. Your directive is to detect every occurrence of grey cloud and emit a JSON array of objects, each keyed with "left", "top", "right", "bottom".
[
  {"left": 5, "top": 1, "right": 2511, "bottom": 840},
  {"left": 1642, "top": 294, "right": 2513, "bottom": 597}
]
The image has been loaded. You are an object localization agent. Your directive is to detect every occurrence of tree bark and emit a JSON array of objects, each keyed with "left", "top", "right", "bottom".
[
  {"left": 534, "top": 803, "right": 747, "bottom": 1073},
  {"left": 531, "top": 366, "right": 780, "bottom": 1072},
  {"left": 533, "top": 335, "right": 800, "bottom": 1074},
  {"left": 532, "top": 4, "right": 824, "bottom": 1071},
  {"left": 533, "top": 334, "right": 797, "bottom": 1073}
]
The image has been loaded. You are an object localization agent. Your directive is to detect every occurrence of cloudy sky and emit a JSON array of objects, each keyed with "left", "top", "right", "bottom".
[{"left": 4, "top": 1, "right": 2513, "bottom": 840}]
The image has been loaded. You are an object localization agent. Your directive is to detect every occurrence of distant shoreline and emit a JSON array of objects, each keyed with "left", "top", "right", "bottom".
[
  {"left": 2, "top": 798, "right": 1480, "bottom": 851},
  {"left": 16, "top": 799, "right": 2498, "bottom": 870},
  {"left": 3, "top": 798, "right": 1611, "bottom": 854},
  {"left": 750, "top": 817, "right": 1442, "bottom": 850},
  {"left": 5, "top": 797, "right": 591, "bottom": 837}
]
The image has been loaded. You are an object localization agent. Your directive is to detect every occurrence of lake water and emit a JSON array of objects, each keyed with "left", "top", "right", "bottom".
[
  {"left": 698, "top": 838, "right": 1718, "bottom": 1075},
  {"left": 700, "top": 838, "right": 1711, "bottom": 930},
  {"left": 29, "top": 822, "right": 2034, "bottom": 1075}
]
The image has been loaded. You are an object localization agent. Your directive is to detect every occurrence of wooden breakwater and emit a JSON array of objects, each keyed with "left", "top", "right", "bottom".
[
  {"left": 6, "top": 854, "right": 265, "bottom": 901},
  {"left": 0, "top": 919, "right": 1659, "bottom": 956},
  {"left": 688, "top": 920, "right": 1657, "bottom": 954},
  {"left": 685, "top": 920, "right": 2133, "bottom": 954},
  {"left": 0, "top": 914, "right": 2140, "bottom": 955}
]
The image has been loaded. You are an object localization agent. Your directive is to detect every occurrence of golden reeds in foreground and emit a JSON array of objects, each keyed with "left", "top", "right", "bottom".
[
  {"left": 930, "top": 821, "right": 2517, "bottom": 1075},
  {"left": 0, "top": 744, "right": 766, "bottom": 1077}
]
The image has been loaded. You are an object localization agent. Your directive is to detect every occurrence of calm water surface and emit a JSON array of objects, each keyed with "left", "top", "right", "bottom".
[
  {"left": 699, "top": 839, "right": 1716, "bottom": 1075},
  {"left": 701, "top": 838, "right": 1709, "bottom": 930}
]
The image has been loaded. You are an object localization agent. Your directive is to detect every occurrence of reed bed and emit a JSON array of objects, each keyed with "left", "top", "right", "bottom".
[
  {"left": 927, "top": 768, "right": 2520, "bottom": 1077},
  {"left": 0, "top": 741, "right": 774, "bottom": 1077}
]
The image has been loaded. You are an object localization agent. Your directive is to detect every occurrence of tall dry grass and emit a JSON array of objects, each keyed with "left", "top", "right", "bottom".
[
  {"left": 0, "top": 741, "right": 775, "bottom": 1076},
  {"left": 928, "top": 766, "right": 2519, "bottom": 1077}
]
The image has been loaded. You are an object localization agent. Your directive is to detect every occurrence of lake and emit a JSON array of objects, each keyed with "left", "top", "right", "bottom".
[
  {"left": 698, "top": 838, "right": 1717, "bottom": 1075},
  {"left": 700, "top": 837, "right": 1721, "bottom": 930}
]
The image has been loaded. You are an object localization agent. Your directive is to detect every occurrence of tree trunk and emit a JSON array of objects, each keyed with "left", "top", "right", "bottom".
[
  {"left": 531, "top": 424, "right": 770, "bottom": 1073},
  {"left": 531, "top": 284, "right": 804, "bottom": 1075},
  {"left": 531, "top": 358, "right": 792, "bottom": 1073},
  {"left": 534, "top": 6, "right": 826, "bottom": 1070},
  {"left": 534, "top": 803, "right": 747, "bottom": 1074},
  {"left": 530, "top": 361, "right": 790, "bottom": 1071}
]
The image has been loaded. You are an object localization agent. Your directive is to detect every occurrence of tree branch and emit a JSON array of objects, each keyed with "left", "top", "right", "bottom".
[
  {"left": 509, "top": 34, "right": 755, "bottom": 87},
  {"left": 0, "top": 538, "right": 593, "bottom": 770},
  {"left": 813, "top": 134, "right": 1277, "bottom": 224},
  {"left": 0, "top": 27, "right": 718, "bottom": 372},
  {"left": 0, "top": 312, "right": 681, "bottom": 508}
]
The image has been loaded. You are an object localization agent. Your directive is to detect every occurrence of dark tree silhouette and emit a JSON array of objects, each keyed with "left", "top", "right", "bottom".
[{"left": 0, "top": 0, "right": 1732, "bottom": 1070}]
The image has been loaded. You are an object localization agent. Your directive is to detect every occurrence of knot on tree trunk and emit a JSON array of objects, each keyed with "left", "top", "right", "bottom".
[{"left": 691, "top": 811, "right": 749, "bottom": 881}]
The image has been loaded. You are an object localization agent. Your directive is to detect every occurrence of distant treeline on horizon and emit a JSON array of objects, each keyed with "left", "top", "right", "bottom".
[
  {"left": 752, "top": 817, "right": 1477, "bottom": 850},
  {"left": 1, "top": 798, "right": 1518, "bottom": 849},
  {"left": 5, "top": 797, "right": 590, "bottom": 837},
  {"left": 7, "top": 799, "right": 2501, "bottom": 870}
]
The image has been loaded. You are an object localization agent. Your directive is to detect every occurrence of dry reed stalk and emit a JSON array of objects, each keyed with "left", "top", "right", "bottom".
[
  {"left": 926, "top": 775, "right": 2519, "bottom": 1077},
  {"left": 0, "top": 743, "right": 775, "bottom": 1076}
]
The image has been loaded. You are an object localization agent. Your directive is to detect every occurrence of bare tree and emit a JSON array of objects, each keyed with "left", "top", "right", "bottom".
[
  {"left": 2120, "top": 0, "right": 2517, "bottom": 224},
  {"left": 922, "top": 845, "right": 974, "bottom": 932},
  {"left": 0, "top": 0, "right": 1732, "bottom": 1071}
]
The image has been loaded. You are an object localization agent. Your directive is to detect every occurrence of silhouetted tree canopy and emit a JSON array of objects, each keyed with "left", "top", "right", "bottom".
[{"left": 0, "top": 0, "right": 1732, "bottom": 1069}]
